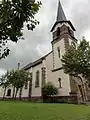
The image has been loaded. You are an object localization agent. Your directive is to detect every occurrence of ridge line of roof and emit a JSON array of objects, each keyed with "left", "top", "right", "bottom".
[{"left": 23, "top": 51, "right": 53, "bottom": 70}]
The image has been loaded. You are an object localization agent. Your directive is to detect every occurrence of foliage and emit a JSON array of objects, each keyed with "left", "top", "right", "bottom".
[
  {"left": 42, "top": 82, "right": 58, "bottom": 97},
  {"left": 0, "top": 69, "right": 31, "bottom": 99},
  {"left": 0, "top": 0, "right": 41, "bottom": 59},
  {"left": 62, "top": 38, "right": 90, "bottom": 80},
  {"left": 9, "top": 69, "right": 31, "bottom": 99},
  {"left": 9, "top": 70, "right": 29, "bottom": 89},
  {"left": 0, "top": 71, "right": 10, "bottom": 98},
  {"left": 0, "top": 71, "right": 10, "bottom": 88}
]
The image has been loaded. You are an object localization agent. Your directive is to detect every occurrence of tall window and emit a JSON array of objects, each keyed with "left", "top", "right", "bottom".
[
  {"left": 58, "top": 78, "right": 62, "bottom": 88},
  {"left": 57, "top": 47, "right": 60, "bottom": 58},
  {"left": 42, "top": 67, "right": 46, "bottom": 87},
  {"left": 7, "top": 89, "right": 11, "bottom": 96},
  {"left": 35, "top": 70, "right": 40, "bottom": 88}
]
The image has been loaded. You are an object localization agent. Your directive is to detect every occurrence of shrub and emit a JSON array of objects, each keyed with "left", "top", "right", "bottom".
[{"left": 42, "top": 82, "right": 58, "bottom": 98}]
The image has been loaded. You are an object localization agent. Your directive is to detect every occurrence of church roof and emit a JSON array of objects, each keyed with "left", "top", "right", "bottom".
[
  {"left": 56, "top": 0, "right": 67, "bottom": 22},
  {"left": 23, "top": 51, "right": 52, "bottom": 70}
]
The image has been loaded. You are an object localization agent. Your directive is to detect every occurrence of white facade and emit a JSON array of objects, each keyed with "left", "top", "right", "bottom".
[
  {"left": 0, "top": 23, "right": 74, "bottom": 99},
  {"left": 0, "top": 0, "right": 81, "bottom": 99}
]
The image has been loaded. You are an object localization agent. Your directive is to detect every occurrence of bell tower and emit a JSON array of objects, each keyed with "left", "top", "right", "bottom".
[{"left": 51, "top": 0, "right": 77, "bottom": 70}]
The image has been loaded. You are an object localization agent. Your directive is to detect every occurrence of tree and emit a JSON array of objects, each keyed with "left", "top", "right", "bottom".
[
  {"left": 8, "top": 69, "right": 31, "bottom": 100},
  {"left": 8, "top": 69, "right": 18, "bottom": 99},
  {"left": 0, "top": 69, "right": 31, "bottom": 100},
  {"left": 18, "top": 70, "right": 30, "bottom": 100},
  {"left": 42, "top": 82, "right": 58, "bottom": 97},
  {"left": 0, "top": 0, "right": 41, "bottom": 59},
  {"left": 0, "top": 71, "right": 10, "bottom": 99},
  {"left": 61, "top": 38, "right": 90, "bottom": 80},
  {"left": 9, "top": 70, "right": 16, "bottom": 99},
  {"left": 28, "top": 72, "right": 32, "bottom": 101}
]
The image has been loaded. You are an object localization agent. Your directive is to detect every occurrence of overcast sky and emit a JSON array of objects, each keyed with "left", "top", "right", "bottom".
[{"left": 0, "top": 0, "right": 90, "bottom": 75}]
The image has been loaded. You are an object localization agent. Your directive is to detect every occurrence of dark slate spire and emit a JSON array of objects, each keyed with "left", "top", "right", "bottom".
[
  {"left": 56, "top": 0, "right": 67, "bottom": 22},
  {"left": 51, "top": 0, "right": 76, "bottom": 32}
]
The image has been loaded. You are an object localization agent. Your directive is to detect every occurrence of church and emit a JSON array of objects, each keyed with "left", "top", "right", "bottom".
[{"left": 0, "top": 0, "right": 90, "bottom": 103}]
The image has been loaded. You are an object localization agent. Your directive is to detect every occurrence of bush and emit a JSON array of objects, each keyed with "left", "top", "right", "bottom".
[{"left": 42, "top": 82, "right": 58, "bottom": 102}]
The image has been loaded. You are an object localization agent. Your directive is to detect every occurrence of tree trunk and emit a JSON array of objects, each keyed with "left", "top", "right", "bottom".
[
  {"left": 19, "top": 87, "right": 23, "bottom": 100},
  {"left": 14, "top": 88, "right": 18, "bottom": 100},
  {"left": 28, "top": 73, "right": 32, "bottom": 101},
  {"left": 3, "top": 87, "right": 6, "bottom": 99},
  {"left": 12, "top": 86, "right": 15, "bottom": 99}
]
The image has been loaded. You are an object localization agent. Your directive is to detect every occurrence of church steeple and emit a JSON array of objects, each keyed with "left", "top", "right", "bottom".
[
  {"left": 56, "top": 0, "right": 67, "bottom": 22},
  {"left": 51, "top": 0, "right": 75, "bottom": 32},
  {"left": 51, "top": 0, "right": 76, "bottom": 70}
]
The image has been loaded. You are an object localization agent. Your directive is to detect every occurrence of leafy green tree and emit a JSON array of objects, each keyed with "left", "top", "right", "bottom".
[
  {"left": 0, "top": 71, "right": 10, "bottom": 99},
  {"left": 28, "top": 72, "right": 32, "bottom": 101},
  {"left": 0, "top": 0, "right": 41, "bottom": 59},
  {"left": 18, "top": 70, "right": 30, "bottom": 100},
  {"left": 8, "top": 69, "right": 17, "bottom": 99},
  {"left": 8, "top": 69, "right": 31, "bottom": 99},
  {"left": 62, "top": 38, "right": 90, "bottom": 80}
]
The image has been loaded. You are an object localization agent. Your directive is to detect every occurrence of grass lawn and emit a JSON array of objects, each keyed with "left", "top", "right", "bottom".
[{"left": 0, "top": 101, "right": 90, "bottom": 120}]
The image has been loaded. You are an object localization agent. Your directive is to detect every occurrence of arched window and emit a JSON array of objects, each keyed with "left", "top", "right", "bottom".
[
  {"left": 7, "top": 89, "right": 11, "bottom": 96},
  {"left": 35, "top": 70, "right": 40, "bottom": 88},
  {"left": 42, "top": 67, "right": 46, "bottom": 87},
  {"left": 58, "top": 78, "right": 62, "bottom": 88},
  {"left": 57, "top": 27, "right": 60, "bottom": 36}
]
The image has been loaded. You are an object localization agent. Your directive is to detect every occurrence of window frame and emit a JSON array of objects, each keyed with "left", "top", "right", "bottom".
[
  {"left": 42, "top": 67, "right": 46, "bottom": 87},
  {"left": 58, "top": 78, "right": 62, "bottom": 88},
  {"left": 35, "top": 70, "right": 40, "bottom": 88},
  {"left": 57, "top": 47, "right": 60, "bottom": 58}
]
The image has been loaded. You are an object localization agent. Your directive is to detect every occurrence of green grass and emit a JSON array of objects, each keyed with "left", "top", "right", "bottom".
[{"left": 0, "top": 101, "right": 90, "bottom": 120}]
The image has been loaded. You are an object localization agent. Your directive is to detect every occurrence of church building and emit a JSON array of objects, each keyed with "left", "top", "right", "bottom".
[{"left": 0, "top": 0, "right": 90, "bottom": 103}]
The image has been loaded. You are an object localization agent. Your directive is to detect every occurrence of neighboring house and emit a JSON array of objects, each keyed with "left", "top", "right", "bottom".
[{"left": 1, "top": 0, "right": 90, "bottom": 103}]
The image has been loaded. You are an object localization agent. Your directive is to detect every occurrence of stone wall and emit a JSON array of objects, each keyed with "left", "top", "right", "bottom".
[
  {"left": 42, "top": 95, "right": 78, "bottom": 104},
  {"left": 0, "top": 95, "right": 79, "bottom": 104}
]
